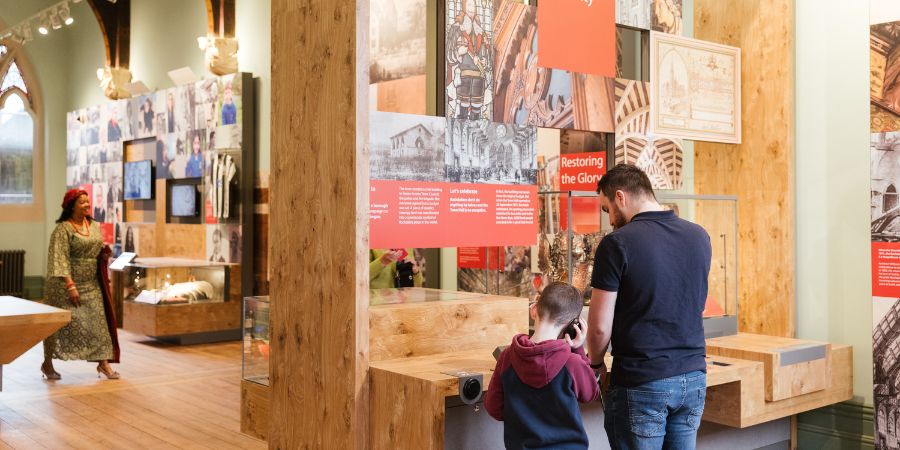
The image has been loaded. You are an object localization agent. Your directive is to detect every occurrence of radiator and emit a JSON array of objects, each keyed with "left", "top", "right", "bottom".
[{"left": 0, "top": 250, "right": 25, "bottom": 297}]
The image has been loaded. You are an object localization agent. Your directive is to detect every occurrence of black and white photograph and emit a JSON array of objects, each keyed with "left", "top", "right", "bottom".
[
  {"left": 196, "top": 78, "right": 219, "bottom": 131},
  {"left": 124, "top": 160, "right": 153, "bottom": 201},
  {"left": 116, "top": 99, "right": 133, "bottom": 141},
  {"left": 445, "top": 118, "right": 537, "bottom": 185},
  {"left": 178, "top": 84, "right": 197, "bottom": 133},
  {"left": 91, "top": 182, "right": 109, "bottom": 223},
  {"left": 67, "top": 111, "right": 81, "bottom": 152},
  {"left": 80, "top": 107, "right": 101, "bottom": 146},
  {"left": 166, "top": 132, "right": 189, "bottom": 179},
  {"left": 121, "top": 224, "right": 139, "bottom": 254},
  {"left": 133, "top": 94, "right": 156, "bottom": 138},
  {"left": 875, "top": 296, "right": 900, "bottom": 450},
  {"left": 104, "top": 100, "right": 124, "bottom": 143},
  {"left": 206, "top": 225, "right": 240, "bottom": 263},
  {"left": 872, "top": 132, "right": 900, "bottom": 242},
  {"left": 369, "top": 111, "right": 446, "bottom": 182}
]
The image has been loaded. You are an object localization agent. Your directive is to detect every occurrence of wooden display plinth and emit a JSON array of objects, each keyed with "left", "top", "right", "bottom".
[
  {"left": 123, "top": 300, "right": 241, "bottom": 343},
  {"left": 703, "top": 344, "right": 852, "bottom": 428},
  {"left": 707, "top": 333, "right": 831, "bottom": 401}
]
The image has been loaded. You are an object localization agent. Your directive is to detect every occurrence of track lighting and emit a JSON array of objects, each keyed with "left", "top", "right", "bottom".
[
  {"left": 50, "top": 10, "right": 62, "bottom": 30},
  {"left": 60, "top": 3, "right": 74, "bottom": 26},
  {"left": 37, "top": 14, "right": 50, "bottom": 35}
]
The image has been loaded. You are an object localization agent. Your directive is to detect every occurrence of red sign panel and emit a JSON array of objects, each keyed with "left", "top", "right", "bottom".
[
  {"left": 537, "top": 0, "right": 616, "bottom": 77},
  {"left": 370, "top": 180, "right": 538, "bottom": 248},
  {"left": 458, "top": 247, "right": 504, "bottom": 270},
  {"left": 558, "top": 152, "right": 605, "bottom": 233},
  {"left": 873, "top": 241, "right": 900, "bottom": 297}
]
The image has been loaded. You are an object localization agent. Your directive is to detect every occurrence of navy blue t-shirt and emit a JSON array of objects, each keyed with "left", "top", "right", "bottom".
[{"left": 591, "top": 210, "right": 711, "bottom": 387}]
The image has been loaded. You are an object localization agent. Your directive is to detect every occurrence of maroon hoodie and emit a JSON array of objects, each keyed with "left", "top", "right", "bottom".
[{"left": 485, "top": 334, "right": 599, "bottom": 449}]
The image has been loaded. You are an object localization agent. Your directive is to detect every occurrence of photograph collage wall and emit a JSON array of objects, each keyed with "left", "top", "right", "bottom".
[
  {"left": 66, "top": 73, "right": 246, "bottom": 264},
  {"left": 369, "top": 0, "right": 740, "bottom": 297},
  {"left": 871, "top": 18, "right": 900, "bottom": 450}
]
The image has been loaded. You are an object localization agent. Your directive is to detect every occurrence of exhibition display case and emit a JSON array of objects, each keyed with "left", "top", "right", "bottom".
[
  {"left": 114, "top": 257, "right": 234, "bottom": 305},
  {"left": 115, "top": 257, "right": 242, "bottom": 343},
  {"left": 242, "top": 296, "right": 270, "bottom": 386}
]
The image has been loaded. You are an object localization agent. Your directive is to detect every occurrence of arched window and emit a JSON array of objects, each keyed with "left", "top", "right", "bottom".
[
  {"left": 0, "top": 41, "right": 43, "bottom": 220},
  {"left": 886, "top": 185, "right": 899, "bottom": 214}
]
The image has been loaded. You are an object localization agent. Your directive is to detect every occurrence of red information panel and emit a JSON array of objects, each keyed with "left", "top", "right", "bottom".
[
  {"left": 559, "top": 152, "right": 605, "bottom": 233},
  {"left": 537, "top": 0, "right": 615, "bottom": 77},
  {"left": 873, "top": 241, "right": 900, "bottom": 297},
  {"left": 370, "top": 180, "right": 538, "bottom": 248},
  {"left": 100, "top": 223, "right": 115, "bottom": 245},
  {"left": 458, "top": 247, "right": 504, "bottom": 270}
]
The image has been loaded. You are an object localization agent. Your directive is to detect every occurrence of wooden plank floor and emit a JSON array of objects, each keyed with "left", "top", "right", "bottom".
[{"left": 0, "top": 331, "right": 265, "bottom": 450}]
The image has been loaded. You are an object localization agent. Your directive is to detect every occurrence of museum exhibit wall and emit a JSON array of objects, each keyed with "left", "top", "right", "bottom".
[
  {"left": 0, "top": 0, "right": 272, "bottom": 292},
  {"left": 794, "top": 0, "right": 872, "bottom": 410},
  {"left": 0, "top": 0, "right": 69, "bottom": 280}
]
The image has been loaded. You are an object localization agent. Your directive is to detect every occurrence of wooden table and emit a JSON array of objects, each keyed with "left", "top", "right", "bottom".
[{"left": 0, "top": 296, "right": 71, "bottom": 390}]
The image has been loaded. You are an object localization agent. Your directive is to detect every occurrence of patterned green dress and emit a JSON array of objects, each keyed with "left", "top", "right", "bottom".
[{"left": 43, "top": 221, "right": 114, "bottom": 361}]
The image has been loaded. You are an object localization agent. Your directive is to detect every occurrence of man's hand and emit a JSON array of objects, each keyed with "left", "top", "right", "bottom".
[{"left": 565, "top": 318, "right": 588, "bottom": 350}]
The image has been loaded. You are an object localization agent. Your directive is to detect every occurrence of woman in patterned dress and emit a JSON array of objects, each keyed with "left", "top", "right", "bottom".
[{"left": 40, "top": 189, "right": 120, "bottom": 380}]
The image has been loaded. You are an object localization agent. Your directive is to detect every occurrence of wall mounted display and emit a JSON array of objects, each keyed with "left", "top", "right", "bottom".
[
  {"left": 616, "top": 0, "right": 651, "bottom": 30},
  {"left": 871, "top": 19, "right": 900, "bottom": 449},
  {"left": 457, "top": 246, "right": 532, "bottom": 298},
  {"left": 615, "top": 78, "right": 684, "bottom": 189},
  {"left": 445, "top": 118, "right": 536, "bottom": 185},
  {"left": 171, "top": 184, "right": 199, "bottom": 218},
  {"left": 370, "top": 0, "right": 427, "bottom": 115},
  {"left": 537, "top": 0, "right": 615, "bottom": 77},
  {"left": 491, "top": 0, "right": 615, "bottom": 133},
  {"left": 651, "top": 0, "right": 683, "bottom": 35},
  {"left": 370, "top": 111, "right": 446, "bottom": 182},
  {"left": 650, "top": 31, "right": 741, "bottom": 144},
  {"left": 446, "top": 0, "right": 494, "bottom": 120},
  {"left": 124, "top": 159, "right": 154, "bottom": 200}
]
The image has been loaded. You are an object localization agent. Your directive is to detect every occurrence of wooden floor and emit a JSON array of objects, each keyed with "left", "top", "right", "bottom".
[{"left": 0, "top": 331, "right": 265, "bottom": 450}]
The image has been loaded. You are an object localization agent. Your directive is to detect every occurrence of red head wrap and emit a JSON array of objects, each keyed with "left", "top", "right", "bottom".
[{"left": 62, "top": 188, "right": 88, "bottom": 209}]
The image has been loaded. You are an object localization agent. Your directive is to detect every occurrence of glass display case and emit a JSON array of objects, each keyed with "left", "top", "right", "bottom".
[
  {"left": 113, "top": 257, "right": 233, "bottom": 305},
  {"left": 242, "top": 296, "right": 270, "bottom": 386},
  {"left": 461, "top": 191, "right": 740, "bottom": 336}
]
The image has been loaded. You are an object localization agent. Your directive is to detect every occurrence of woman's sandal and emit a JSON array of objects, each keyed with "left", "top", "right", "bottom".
[
  {"left": 97, "top": 365, "right": 120, "bottom": 380},
  {"left": 40, "top": 362, "right": 61, "bottom": 380}
]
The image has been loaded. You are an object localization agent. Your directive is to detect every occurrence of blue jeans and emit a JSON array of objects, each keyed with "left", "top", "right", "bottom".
[{"left": 604, "top": 371, "right": 707, "bottom": 450}]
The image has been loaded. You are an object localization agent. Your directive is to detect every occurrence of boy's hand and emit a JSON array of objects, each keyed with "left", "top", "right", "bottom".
[{"left": 565, "top": 318, "right": 587, "bottom": 349}]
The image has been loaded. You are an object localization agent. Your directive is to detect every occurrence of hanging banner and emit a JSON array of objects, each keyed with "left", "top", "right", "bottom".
[{"left": 871, "top": 19, "right": 900, "bottom": 449}]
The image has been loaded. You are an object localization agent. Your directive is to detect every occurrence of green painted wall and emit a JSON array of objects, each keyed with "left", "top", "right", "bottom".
[
  {"left": 795, "top": 0, "right": 872, "bottom": 406},
  {"left": 0, "top": 0, "right": 272, "bottom": 279}
]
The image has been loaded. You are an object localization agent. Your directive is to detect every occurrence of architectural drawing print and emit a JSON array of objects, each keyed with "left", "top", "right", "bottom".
[{"left": 650, "top": 31, "right": 741, "bottom": 143}]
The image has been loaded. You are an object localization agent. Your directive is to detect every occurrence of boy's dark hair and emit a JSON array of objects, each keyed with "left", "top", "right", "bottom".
[
  {"left": 537, "top": 282, "right": 583, "bottom": 326},
  {"left": 596, "top": 163, "right": 656, "bottom": 201}
]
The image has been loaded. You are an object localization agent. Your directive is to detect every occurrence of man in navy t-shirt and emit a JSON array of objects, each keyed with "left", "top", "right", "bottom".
[{"left": 586, "top": 164, "right": 711, "bottom": 450}]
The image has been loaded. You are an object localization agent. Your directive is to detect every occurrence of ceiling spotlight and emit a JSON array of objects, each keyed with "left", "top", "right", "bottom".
[
  {"left": 38, "top": 14, "right": 50, "bottom": 35},
  {"left": 59, "top": 4, "right": 73, "bottom": 26}
]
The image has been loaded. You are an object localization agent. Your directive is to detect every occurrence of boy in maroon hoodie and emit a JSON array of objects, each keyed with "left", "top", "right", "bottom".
[{"left": 485, "top": 282, "right": 600, "bottom": 449}]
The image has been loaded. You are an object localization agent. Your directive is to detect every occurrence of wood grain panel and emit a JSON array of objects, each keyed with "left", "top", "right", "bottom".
[
  {"left": 693, "top": 0, "right": 795, "bottom": 337},
  {"left": 703, "top": 345, "right": 853, "bottom": 428},
  {"left": 369, "top": 295, "right": 528, "bottom": 361},
  {"left": 0, "top": 297, "right": 71, "bottom": 364},
  {"left": 370, "top": 367, "right": 444, "bottom": 450},
  {"left": 707, "top": 333, "right": 831, "bottom": 402},
  {"left": 240, "top": 380, "right": 270, "bottom": 441},
  {"left": 122, "top": 300, "right": 241, "bottom": 337},
  {"left": 270, "top": 0, "right": 369, "bottom": 448}
]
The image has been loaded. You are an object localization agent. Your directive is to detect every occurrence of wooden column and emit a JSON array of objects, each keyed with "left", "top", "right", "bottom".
[
  {"left": 269, "top": 1, "right": 369, "bottom": 448},
  {"left": 694, "top": 0, "right": 796, "bottom": 337}
]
